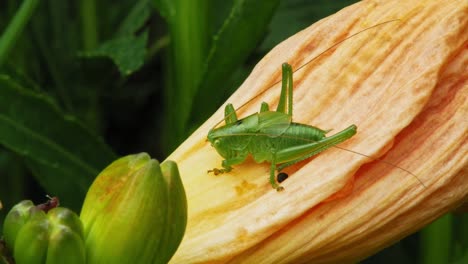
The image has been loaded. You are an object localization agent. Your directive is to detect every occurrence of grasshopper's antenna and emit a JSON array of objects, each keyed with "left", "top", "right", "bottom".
[
  {"left": 291, "top": 19, "right": 400, "bottom": 74},
  {"left": 211, "top": 19, "right": 401, "bottom": 130},
  {"left": 332, "top": 145, "right": 426, "bottom": 188}
]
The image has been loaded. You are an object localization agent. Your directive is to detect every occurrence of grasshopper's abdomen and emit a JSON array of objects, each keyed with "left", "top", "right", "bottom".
[
  {"left": 248, "top": 123, "right": 328, "bottom": 163},
  {"left": 282, "top": 123, "right": 328, "bottom": 142}
]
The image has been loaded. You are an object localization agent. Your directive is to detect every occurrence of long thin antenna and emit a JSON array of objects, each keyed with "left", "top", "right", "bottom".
[
  {"left": 292, "top": 19, "right": 400, "bottom": 74},
  {"left": 211, "top": 19, "right": 400, "bottom": 130},
  {"left": 332, "top": 145, "right": 426, "bottom": 188}
]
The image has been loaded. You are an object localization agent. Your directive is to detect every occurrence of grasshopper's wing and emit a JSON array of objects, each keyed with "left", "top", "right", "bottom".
[{"left": 257, "top": 111, "right": 292, "bottom": 137}]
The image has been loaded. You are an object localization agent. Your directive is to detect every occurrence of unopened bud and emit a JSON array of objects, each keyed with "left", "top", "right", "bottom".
[
  {"left": 80, "top": 153, "right": 187, "bottom": 264},
  {"left": 2, "top": 198, "right": 85, "bottom": 264}
]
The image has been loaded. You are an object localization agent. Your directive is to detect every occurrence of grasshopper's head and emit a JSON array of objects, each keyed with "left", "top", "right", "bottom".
[
  {"left": 207, "top": 126, "right": 231, "bottom": 159},
  {"left": 207, "top": 114, "right": 258, "bottom": 159}
]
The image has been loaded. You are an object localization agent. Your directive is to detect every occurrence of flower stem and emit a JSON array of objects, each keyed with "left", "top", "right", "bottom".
[
  {"left": 163, "top": 0, "right": 209, "bottom": 153},
  {"left": 79, "top": 0, "right": 98, "bottom": 50},
  {"left": 420, "top": 213, "right": 453, "bottom": 264},
  {"left": 0, "top": 0, "right": 40, "bottom": 67}
]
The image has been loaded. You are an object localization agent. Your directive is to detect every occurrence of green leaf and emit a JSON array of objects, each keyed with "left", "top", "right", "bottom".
[
  {"left": 189, "top": 0, "right": 280, "bottom": 126},
  {"left": 81, "top": 32, "right": 148, "bottom": 76},
  {"left": 0, "top": 150, "right": 28, "bottom": 228},
  {"left": 81, "top": 0, "right": 152, "bottom": 76},
  {"left": 0, "top": 75, "right": 117, "bottom": 210},
  {"left": 117, "top": 0, "right": 152, "bottom": 36}
]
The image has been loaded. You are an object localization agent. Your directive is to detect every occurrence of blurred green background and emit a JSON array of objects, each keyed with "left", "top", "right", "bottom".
[{"left": 0, "top": 0, "right": 465, "bottom": 263}]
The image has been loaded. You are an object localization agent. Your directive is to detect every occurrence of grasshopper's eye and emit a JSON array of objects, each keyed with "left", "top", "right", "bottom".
[{"left": 214, "top": 139, "right": 220, "bottom": 147}]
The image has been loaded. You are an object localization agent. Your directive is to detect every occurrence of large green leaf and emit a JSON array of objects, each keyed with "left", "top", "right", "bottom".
[
  {"left": 0, "top": 150, "right": 27, "bottom": 228},
  {"left": 189, "top": 0, "right": 280, "bottom": 127},
  {"left": 0, "top": 75, "right": 117, "bottom": 210}
]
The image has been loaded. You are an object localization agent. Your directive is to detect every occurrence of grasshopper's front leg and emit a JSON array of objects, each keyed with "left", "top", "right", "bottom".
[{"left": 208, "top": 154, "right": 248, "bottom": 175}]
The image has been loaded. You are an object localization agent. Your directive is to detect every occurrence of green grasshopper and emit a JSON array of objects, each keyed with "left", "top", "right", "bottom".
[
  {"left": 207, "top": 63, "right": 357, "bottom": 191},
  {"left": 206, "top": 20, "right": 426, "bottom": 191}
]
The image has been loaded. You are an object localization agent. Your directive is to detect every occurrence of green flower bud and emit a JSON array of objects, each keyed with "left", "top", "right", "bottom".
[
  {"left": 44, "top": 208, "right": 86, "bottom": 264},
  {"left": 13, "top": 210, "right": 49, "bottom": 263},
  {"left": 80, "top": 153, "right": 187, "bottom": 264},
  {"left": 2, "top": 200, "right": 37, "bottom": 248},
  {"left": 2, "top": 200, "right": 85, "bottom": 264}
]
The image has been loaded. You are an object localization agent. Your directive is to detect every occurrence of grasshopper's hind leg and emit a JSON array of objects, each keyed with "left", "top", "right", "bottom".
[
  {"left": 270, "top": 156, "right": 284, "bottom": 191},
  {"left": 276, "top": 63, "right": 293, "bottom": 116},
  {"left": 276, "top": 125, "right": 357, "bottom": 172}
]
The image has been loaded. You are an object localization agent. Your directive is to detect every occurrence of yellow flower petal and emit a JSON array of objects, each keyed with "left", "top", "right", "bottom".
[{"left": 168, "top": 0, "right": 467, "bottom": 263}]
